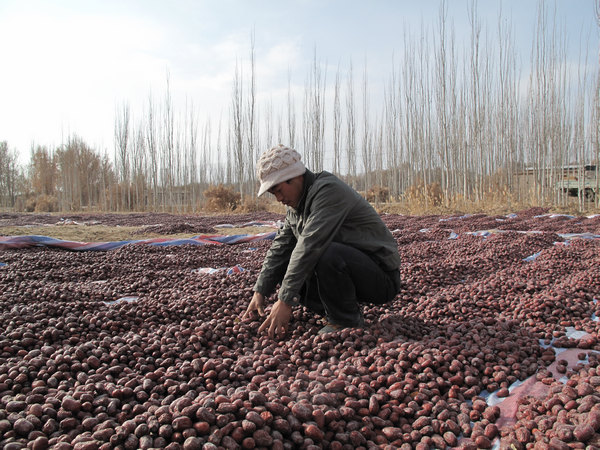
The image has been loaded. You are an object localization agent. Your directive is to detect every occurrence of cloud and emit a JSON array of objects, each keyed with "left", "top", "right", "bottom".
[
  {"left": 164, "top": 32, "right": 304, "bottom": 122},
  {"left": 258, "top": 40, "right": 303, "bottom": 82},
  {"left": 0, "top": 7, "right": 173, "bottom": 154}
]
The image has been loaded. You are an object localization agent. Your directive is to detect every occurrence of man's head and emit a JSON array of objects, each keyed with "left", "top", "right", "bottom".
[
  {"left": 257, "top": 145, "right": 306, "bottom": 208},
  {"left": 267, "top": 175, "right": 304, "bottom": 209}
]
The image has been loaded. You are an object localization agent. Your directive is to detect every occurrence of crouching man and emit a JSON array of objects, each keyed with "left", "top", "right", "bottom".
[{"left": 243, "top": 145, "right": 401, "bottom": 338}]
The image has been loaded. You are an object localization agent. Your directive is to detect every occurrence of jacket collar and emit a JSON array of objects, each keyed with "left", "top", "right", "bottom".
[{"left": 293, "top": 169, "right": 315, "bottom": 212}]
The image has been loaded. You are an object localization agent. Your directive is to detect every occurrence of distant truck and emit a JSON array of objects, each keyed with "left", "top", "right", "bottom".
[{"left": 555, "top": 164, "right": 598, "bottom": 200}]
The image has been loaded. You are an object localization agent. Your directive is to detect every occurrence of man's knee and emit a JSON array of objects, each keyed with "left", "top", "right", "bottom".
[{"left": 315, "top": 242, "right": 347, "bottom": 275}]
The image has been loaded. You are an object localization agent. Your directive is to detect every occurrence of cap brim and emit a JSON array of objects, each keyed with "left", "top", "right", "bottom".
[{"left": 257, "top": 180, "right": 275, "bottom": 197}]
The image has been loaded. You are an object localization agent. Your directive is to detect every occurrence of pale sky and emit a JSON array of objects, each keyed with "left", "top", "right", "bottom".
[{"left": 0, "top": 0, "right": 597, "bottom": 166}]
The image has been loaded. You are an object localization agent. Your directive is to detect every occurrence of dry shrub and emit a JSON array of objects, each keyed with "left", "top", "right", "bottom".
[
  {"left": 238, "top": 196, "right": 272, "bottom": 213},
  {"left": 366, "top": 185, "right": 391, "bottom": 203},
  {"left": 36, "top": 195, "right": 59, "bottom": 212},
  {"left": 404, "top": 181, "right": 443, "bottom": 210},
  {"left": 25, "top": 194, "right": 59, "bottom": 212},
  {"left": 203, "top": 184, "right": 241, "bottom": 212},
  {"left": 13, "top": 197, "right": 27, "bottom": 212},
  {"left": 25, "top": 197, "right": 36, "bottom": 212},
  {"left": 477, "top": 187, "right": 522, "bottom": 213},
  {"left": 376, "top": 175, "right": 600, "bottom": 216}
]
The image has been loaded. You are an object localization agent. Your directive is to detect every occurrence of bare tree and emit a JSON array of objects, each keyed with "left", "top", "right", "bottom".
[
  {"left": 99, "top": 149, "right": 115, "bottom": 211},
  {"left": 231, "top": 60, "right": 245, "bottom": 198},
  {"left": 161, "top": 73, "right": 175, "bottom": 211},
  {"left": 287, "top": 71, "right": 297, "bottom": 148},
  {"left": 595, "top": 0, "right": 600, "bottom": 208},
  {"left": 401, "top": 31, "right": 416, "bottom": 196},
  {"left": 361, "top": 61, "right": 372, "bottom": 192},
  {"left": 526, "top": 1, "right": 571, "bottom": 205},
  {"left": 182, "top": 99, "right": 199, "bottom": 210},
  {"left": 214, "top": 113, "right": 227, "bottom": 186},
  {"left": 301, "top": 82, "right": 311, "bottom": 167},
  {"left": 595, "top": 0, "right": 600, "bottom": 207},
  {"left": 131, "top": 124, "right": 146, "bottom": 210},
  {"left": 310, "top": 49, "right": 326, "bottom": 171},
  {"left": 146, "top": 93, "right": 159, "bottom": 210},
  {"left": 55, "top": 136, "right": 103, "bottom": 210},
  {"left": 494, "top": 3, "right": 521, "bottom": 205},
  {"left": 0, "top": 142, "right": 21, "bottom": 208},
  {"left": 29, "top": 145, "right": 56, "bottom": 197},
  {"left": 264, "top": 98, "right": 274, "bottom": 151},
  {"left": 383, "top": 64, "right": 400, "bottom": 199},
  {"left": 373, "top": 113, "right": 384, "bottom": 198},
  {"left": 226, "top": 123, "right": 234, "bottom": 186},
  {"left": 332, "top": 64, "right": 342, "bottom": 175},
  {"left": 345, "top": 61, "right": 357, "bottom": 185},
  {"left": 115, "top": 102, "right": 131, "bottom": 210},
  {"left": 302, "top": 49, "right": 327, "bottom": 171},
  {"left": 434, "top": 0, "right": 454, "bottom": 206},
  {"left": 246, "top": 31, "right": 257, "bottom": 197},
  {"left": 402, "top": 23, "right": 434, "bottom": 206},
  {"left": 275, "top": 105, "right": 284, "bottom": 146},
  {"left": 201, "top": 118, "right": 210, "bottom": 190},
  {"left": 467, "top": 0, "right": 485, "bottom": 202}
]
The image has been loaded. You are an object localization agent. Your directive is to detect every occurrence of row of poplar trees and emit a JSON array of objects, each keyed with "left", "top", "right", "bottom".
[{"left": 1, "top": 1, "right": 599, "bottom": 213}]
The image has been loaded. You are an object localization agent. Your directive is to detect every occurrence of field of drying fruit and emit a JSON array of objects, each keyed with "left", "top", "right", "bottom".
[{"left": 0, "top": 208, "right": 599, "bottom": 450}]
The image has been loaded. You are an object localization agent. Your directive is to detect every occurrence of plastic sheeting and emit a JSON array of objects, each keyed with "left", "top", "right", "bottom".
[{"left": 0, "top": 232, "right": 276, "bottom": 251}]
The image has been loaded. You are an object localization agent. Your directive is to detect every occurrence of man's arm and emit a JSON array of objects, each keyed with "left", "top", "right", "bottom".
[{"left": 253, "top": 219, "right": 296, "bottom": 298}]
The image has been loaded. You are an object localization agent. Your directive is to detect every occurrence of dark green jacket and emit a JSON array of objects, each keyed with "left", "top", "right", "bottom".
[{"left": 254, "top": 170, "right": 401, "bottom": 306}]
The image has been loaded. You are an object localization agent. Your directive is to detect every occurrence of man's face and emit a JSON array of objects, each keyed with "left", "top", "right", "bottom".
[{"left": 268, "top": 175, "right": 304, "bottom": 209}]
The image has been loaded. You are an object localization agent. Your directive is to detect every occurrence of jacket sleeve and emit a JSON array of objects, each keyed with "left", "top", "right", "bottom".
[
  {"left": 277, "top": 181, "right": 359, "bottom": 306},
  {"left": 253, "top": 218, "right": 296, "bottom": 298}
]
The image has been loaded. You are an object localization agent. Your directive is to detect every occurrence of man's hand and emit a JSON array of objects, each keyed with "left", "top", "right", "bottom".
[
  {"left": 258, "top": 300, "right": 292, "bottom": 339},
  {"left": 243, "top": 292, "right": 266, "bottom": 320}
]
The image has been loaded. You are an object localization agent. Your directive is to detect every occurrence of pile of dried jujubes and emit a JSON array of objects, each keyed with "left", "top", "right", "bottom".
[{"left": 0, "top": 209, "right": 599, "bottom": 449}]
